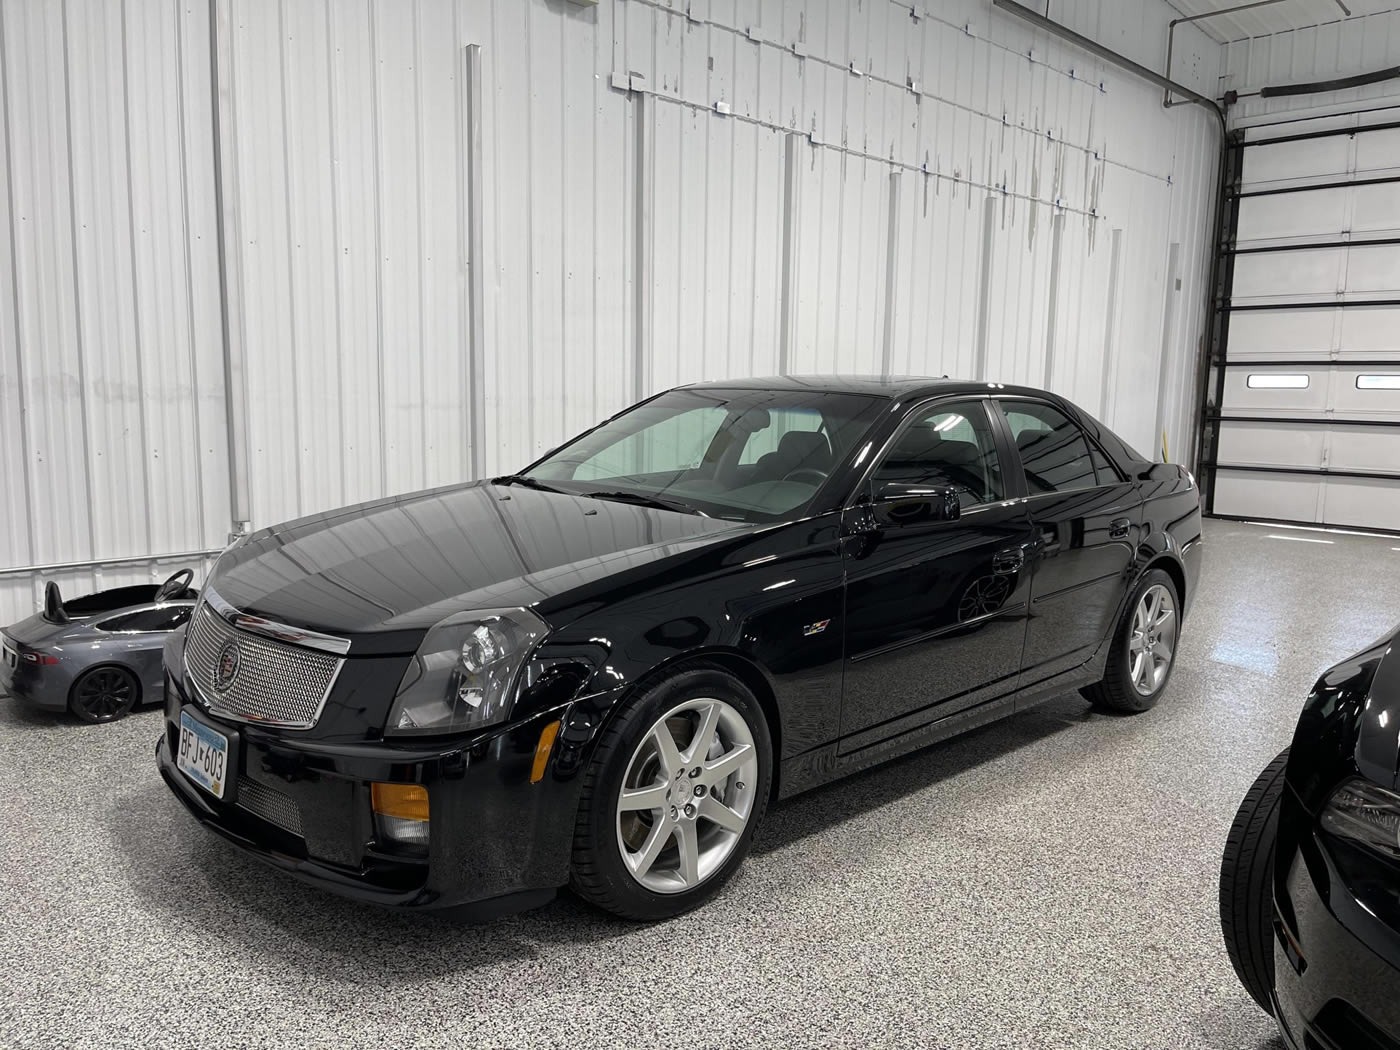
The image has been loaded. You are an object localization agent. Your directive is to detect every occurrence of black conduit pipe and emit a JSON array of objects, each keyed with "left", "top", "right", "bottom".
[{"left": 1261, "top": 65, "right": 1400, "bottom": 98}]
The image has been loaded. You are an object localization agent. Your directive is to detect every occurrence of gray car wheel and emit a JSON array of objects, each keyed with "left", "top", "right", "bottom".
[
  {"left": 69, "top": 666, "right": 139, "bottom": 724},
  {"left": 571, "top": 663, "right": 772, "bottom": 921},
  {"left": 1081, "top": 567, "right": 1181, "bottom": 713}
]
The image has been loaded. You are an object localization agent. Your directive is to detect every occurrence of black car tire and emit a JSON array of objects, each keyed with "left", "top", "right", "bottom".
[
  {"left": 68, "top": 665, "right": 141, "bottom": 724},
  {"left": 570, "top": 662, "right": 772, "bottom": 921},
  {"left": 1080, "top": 567, "right": 1180, "bottom": 713},
  {"left": 1220, "top": 748, "right": 1289, "bottom": 1016}
]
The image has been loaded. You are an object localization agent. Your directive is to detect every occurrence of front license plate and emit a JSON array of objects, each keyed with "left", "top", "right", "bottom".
[{"left": 177, "top": 710, "right": 229, "bottom": 799}]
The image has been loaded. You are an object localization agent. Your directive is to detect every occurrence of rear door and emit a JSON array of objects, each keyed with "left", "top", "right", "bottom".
[
  {"left": 839, "top": 398, "right": 1036, "bottom": 743},
  {"left": 994, "top": 398, "right": 1143, "bottom": 685}
]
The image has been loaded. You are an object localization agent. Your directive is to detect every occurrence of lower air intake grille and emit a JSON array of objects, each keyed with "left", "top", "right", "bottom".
[{"left": 235, "top": 776, "right": 304, "bottom": 838}]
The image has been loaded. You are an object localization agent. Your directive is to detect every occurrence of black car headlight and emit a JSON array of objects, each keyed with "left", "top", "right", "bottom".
[
  {"left": 1320, "top": 778, "right": 1400, "bottom": 861},
  {"left": 385, "top": 608, "right": 547, "bottom": 736}
]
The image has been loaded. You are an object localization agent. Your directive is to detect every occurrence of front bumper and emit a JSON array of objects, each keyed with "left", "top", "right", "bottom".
[
  {"left": 157, "top": 671, "right": 596, "bottom": 917},
  {"left": 1272, "top": 788, "right": 1400, "bottom": 1050}
]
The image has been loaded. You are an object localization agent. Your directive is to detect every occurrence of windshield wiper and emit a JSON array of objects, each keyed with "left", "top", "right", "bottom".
[
  {"left": 492, "top": 474, "right": 566, "bottom": 494},
  {"left": 581, "top": 490, "right": 708, "bottom": 517}
]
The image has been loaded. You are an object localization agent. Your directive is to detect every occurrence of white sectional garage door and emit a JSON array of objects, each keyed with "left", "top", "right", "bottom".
[{"left": 1213, "top": 119, "right": 1400, "bottom": 532}]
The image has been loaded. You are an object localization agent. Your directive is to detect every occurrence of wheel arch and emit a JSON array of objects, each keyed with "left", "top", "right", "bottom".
[
  {"left": 68, "top": 661, "right": 143, "bottom": 706},
  {"left": 1143, "top": 552, "right": 1187, "bottom": 609},
  {"left": 603, "top": 646, "right": 785, "bottom": 800}
]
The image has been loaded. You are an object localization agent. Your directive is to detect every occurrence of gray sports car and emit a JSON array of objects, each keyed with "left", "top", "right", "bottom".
[{"left": 0, "top": 570, "right": 197, "bottom": 723}]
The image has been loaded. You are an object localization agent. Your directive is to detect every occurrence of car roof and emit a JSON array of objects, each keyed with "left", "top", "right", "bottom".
[{"left": 673, "top": 374, "right": 1060, "bottom": 402}]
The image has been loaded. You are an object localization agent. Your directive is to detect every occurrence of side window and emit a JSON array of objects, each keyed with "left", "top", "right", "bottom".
[
  {"left": 873, "top": 401, "right": 1004, "bottom": 509},
  {"left": 1090, "top": 447, "right": 1122, "bottom": 485},
  {"left": 97, "top": 606, "right": 192, "bottom": 633},
  {"left": 1002, "top": 403, "right": 1097, "bottom": 494}
]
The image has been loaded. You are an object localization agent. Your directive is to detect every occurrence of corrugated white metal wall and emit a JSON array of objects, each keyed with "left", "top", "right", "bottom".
[
  {"left": 0, "top": 0, "right": 1221, "bottom": 625},
  {"left": 1222, "top": 10, "right": 1400, "bottom": 125},
  {"left": 0, "top": 0, "right": 229, "bottom": 624}
]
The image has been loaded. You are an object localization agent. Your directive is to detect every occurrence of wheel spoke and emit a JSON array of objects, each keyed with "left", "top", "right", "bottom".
[
  {"left": 684, "top": 701, "right": 723, "bottom": 765},
  {"left": 673, "top": 820, "right": 699, "bottom": 886},
  {"left": 616, "top": 696, "right": 760, "bottom": 896},
  {"left": 626, "top": 820, "right": 672, "bottom": 878},
  {"left": 703, "top": 742, "right": 753, "bottom": 785},
  {"left": 699, "top": 795, "right": 746, "bottom": 834},
  {"left": 1130, "top": 652, "right": 1147, "bottom": 690},
  {"left": 650, "top": 722, "right": 684, "bottom": 778},
  {"left": 1153, "top": 607, "right": 1174, "bottom": 632},
  {"left": 619, "top": 782, "right": 670, "bottom": 813},
  {"left": 1152, "top": 640, "right": 1173, "bottom": 662},
  {"left": 1129, "top": 633, "right": 1146, "bottom": 654}
]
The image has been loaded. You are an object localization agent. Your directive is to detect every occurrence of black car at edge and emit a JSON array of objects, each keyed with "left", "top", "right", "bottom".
[
  {"left": 157, "top": 376, "right": 1203, "bottom": 920},
  {"left": 1222, "top": 625, "right": 1400, "bottom": 1050}
]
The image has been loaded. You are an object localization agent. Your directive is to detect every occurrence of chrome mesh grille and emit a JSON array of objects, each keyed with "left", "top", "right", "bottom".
[
  {"left": 235, "top": 776, "right": 304, "bottom": 838},
  {"left": 185, "top": 603, "right": 342, "bottom": 728}
]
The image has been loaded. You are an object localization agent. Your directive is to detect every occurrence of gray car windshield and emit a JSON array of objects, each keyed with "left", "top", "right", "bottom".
[{"left": 524, "top": 388, "right": 886, "bottom": 523}]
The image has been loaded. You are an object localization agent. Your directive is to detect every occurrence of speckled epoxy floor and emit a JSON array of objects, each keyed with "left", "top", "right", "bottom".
[{"left": 3, "top": 520, "right": 1398, "bottom": 1049}]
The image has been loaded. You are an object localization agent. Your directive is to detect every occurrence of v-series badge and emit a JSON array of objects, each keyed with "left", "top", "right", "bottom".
[{"left": 803, "top": 619, "right": 831, "bottom": 636}]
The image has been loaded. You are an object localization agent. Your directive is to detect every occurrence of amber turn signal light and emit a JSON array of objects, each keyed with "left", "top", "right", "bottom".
[
  {"left": 531, "top": 720, "right": 562, "bottom": 784},
  {"left": 371, "top": 782, "right": 429, "bottom": 822}
]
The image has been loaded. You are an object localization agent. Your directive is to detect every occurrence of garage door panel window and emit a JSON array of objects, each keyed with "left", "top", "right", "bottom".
[
  {"left": 1358, "top": 374, "right": 1400, "bottom": 390},
  {"left": 873, "top": 402, "right": 1004, "bottom": 510},
  {"left": 1247, "top": 374, "right": 1310, "bottom": 389},
  {"left": 1003, "top": 404, "right": 1100, "bottom": 495}
]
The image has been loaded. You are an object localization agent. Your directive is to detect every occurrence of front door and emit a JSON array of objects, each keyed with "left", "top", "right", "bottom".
[
  {"left": 839, "top": 399, "right": 1036, "bottom": 744},
  {"left": 995, "top": 399, "right": 1143, "bottom": 685}
]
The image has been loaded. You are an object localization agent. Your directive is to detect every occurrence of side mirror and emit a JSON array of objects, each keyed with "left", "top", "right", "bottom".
[{"left": 874, "top": 482, "right": 961, "bottom": 526}]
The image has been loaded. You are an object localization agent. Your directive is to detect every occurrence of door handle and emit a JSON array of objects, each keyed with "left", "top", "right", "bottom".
[
  {"left": 992, "top": 547, "right": 1025, "bottom": 575},
  {"left": 1109, "top": 517, "right": 1132, "bottom": 540}
]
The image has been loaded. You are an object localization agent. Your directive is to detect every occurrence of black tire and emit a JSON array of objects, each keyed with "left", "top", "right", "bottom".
[
  {"left": 1220, "top": 748, "right": 1289, "bottom": 1016},
  {"left": 570, "top": 663, "right": 773, "bottom": 921},
  {"left": 69, "top": 665, "right": 140, "bottom": 724},
  {"left": 1080, "top": 567, "right": 1181, "bottom": 713}
]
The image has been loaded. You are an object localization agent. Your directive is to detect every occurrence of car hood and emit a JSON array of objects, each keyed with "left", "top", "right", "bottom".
[{"left": 210, "top": 481, "right": 749, "bottom": 652}]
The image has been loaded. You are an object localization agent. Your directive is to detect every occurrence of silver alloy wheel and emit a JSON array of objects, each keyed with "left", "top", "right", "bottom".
[
  {"left": 1129, "top": 583, "right": 1177, "bottom": 696},
  {"left": 615, "top": 697, "right": 759, "bottom": 895}
]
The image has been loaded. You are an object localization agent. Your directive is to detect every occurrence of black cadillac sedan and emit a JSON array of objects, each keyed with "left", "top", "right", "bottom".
[
  {"left": 1222, "top": 625, "right": 1400, "bottom": 1049},
  {"left": 158, "top": 376, "right": 1202, "bottom": 920}
]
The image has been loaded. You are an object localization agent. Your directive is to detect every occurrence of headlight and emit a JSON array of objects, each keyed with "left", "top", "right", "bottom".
[
  {"left": 386, "top": 608, "right": 548, "bottom": 736},
  {"left": 1320, "top": 778, "right": 1400, "bottom": 861}
]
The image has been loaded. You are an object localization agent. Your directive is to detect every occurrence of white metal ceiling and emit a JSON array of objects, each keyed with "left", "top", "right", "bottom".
[{"left": 1167, "top": 0, "right": 1400, "bottom": 41}]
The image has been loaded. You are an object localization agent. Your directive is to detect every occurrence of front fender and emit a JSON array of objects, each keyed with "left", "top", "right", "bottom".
[{"left": 1288, "top": 627, "right": 1400, "bottom": 812}]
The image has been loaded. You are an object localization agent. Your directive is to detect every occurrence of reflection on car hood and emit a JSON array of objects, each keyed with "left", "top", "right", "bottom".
[{"left": 211, "top": 481, "right": 748, "bottom": 646}]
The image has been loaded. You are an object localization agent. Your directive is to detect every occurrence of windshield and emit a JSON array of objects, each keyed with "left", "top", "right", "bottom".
[{"left": 524, "top": 388, "right": 887, "bottom": 523}]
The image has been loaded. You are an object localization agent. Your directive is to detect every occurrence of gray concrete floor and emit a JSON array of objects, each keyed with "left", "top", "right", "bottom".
[{"left": 4, "top": 519, "right": 1399, "bottom": 1049}]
